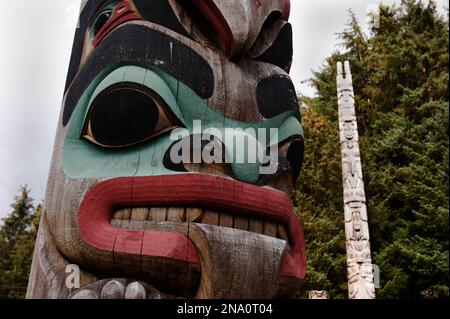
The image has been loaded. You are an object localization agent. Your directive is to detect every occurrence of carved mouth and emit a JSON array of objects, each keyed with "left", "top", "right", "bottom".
[
  {"left": 111, "top": 207, "right": 290, "bottom": 242},
  {"left": 78, "top": 174, "right": 306, "bottom": 297}
]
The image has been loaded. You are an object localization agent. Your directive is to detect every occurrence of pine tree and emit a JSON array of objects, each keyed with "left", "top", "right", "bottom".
[{"left": 0, "top": 186, "right": 41, "bottom": 299}]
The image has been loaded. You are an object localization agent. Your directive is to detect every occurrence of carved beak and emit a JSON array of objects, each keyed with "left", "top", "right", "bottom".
[{"left": 187, "top": 0, "right": 290, "bottom": 57}]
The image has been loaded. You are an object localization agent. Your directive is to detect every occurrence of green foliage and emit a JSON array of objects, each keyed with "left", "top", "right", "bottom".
[
  {"left": 0, "top": 186, "right": 41, "bottom": 299},
  {"left": 294, "top": 0, "right": 449, "bottom": 299},
  {"left": 292, "top": 106, "right": 348, "bottom": 298}
]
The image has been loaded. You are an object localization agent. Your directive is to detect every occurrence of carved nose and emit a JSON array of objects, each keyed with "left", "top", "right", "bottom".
[
  {"left": 163, "top": 131, "right": 267, "bottom": 185},
  {"left": 223, "top": 130, "right": 265, "bottom": 184}
]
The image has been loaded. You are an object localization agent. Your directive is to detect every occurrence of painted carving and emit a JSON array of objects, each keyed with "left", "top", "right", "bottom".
[
  {"left": 27, "top": 0, "right": 306, "bottom": 299},
  {"left": 337, "top": 61, "right": 376, "bottom": 299},
  {"left": 309, "top": 290, "right": 329, "bottom": 299}
]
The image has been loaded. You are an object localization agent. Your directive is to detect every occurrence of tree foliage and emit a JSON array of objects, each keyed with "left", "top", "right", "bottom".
[
  {"left": 294, "top": 0, "right": 449, "bottom": 299},
  {"left": 0, "top": 186, "right": 41, "bottom": 299}
]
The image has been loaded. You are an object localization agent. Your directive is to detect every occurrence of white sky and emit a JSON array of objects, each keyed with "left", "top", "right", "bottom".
[{"left": 0, "top": 0, "right": 447, "bottom": 218}]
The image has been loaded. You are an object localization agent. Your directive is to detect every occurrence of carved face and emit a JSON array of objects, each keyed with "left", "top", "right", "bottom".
[
  {"left": 343, "top": 121, "right": 356, "bottom": 140},
  {"left": 37, "top": 0, "right": 306, "bottom": 298}
]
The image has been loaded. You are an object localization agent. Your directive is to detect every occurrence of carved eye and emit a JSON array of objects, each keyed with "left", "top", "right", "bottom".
[
  {"left": 82, "top": 84, "right": 180, "bottom": 148},
  {"left": 91, "top": 9, "right": 114, "bottom": 39},
  {"left": 93, "top": 10, "right": 113, "bottom": 37},
  {"left": 89, "top": 1, "right": 122, "bottom": 41}
]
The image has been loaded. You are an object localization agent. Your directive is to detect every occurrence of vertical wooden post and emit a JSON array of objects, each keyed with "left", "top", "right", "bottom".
[{"left": 337, "top": 61, "right": 376, "bottom": 299}]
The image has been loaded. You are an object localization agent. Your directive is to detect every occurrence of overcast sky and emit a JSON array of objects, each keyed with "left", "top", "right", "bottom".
[{"left": 0, "top": 0, "right": 447, "bottom": 218}]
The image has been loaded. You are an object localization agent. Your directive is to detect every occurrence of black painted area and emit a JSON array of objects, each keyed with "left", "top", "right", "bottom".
[
  {"left": 64, "top": 0, "right": 191, "bottom": 94},
  {"left": 93, "top": 11, "right": 113, "bottom": 38},
  {"left": 87, "top": 87, "right": 159, "bottom": 147},
  {"left": 286, "top": 139, "right": 304, "bottom": 183},
  {"left": 256, "top": 137, "right": 304, "bottom": 187},
  {"left": 163, "top": 134, "right": 228, "bottom": 173},
  {"left": 64, "top": 0, "right": 109, "bottom": 93},
  {"left": 256, "top": 75, "right": 299, "bottom": 119},
  {"left": 134, "top": 0, "right": 190, "bottom": 38},
  {"left": 163, "top": 140, "right": 188, "bottom": 172},
  {"left": 256, "top": 23, "right": 293, "bottom": 71},
  {"left": 63, "top": 24, "right": 214, "bottom": 126}
]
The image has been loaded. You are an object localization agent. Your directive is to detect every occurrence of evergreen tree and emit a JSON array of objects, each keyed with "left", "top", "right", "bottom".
[{"left": 0, "top": 186, "right": 41, "bottom": 299}]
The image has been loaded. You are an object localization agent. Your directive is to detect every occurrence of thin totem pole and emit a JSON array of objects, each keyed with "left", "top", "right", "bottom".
[
  {"left": 27, "top": 0, "right": 306, "bottom": 299},
  {"left": 337, "top": 61, "right": 376, "bottom": 299}
]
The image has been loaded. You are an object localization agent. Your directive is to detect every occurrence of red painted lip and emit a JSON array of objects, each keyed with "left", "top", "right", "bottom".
[{"left": 78, "top": 174, "right": 306, "bottom": 280}]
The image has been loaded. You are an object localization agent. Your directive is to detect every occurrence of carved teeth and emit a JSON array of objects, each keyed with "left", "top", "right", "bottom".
[
  {"left": 219, "top": 213, "right": 233, "bottom": 228},
  {"left": 186, "top": 208, "right": 203, "bottom": 222},
  {"left": 167, "top": 207, "right": 185, "bottom": 222},
  {"left": 234, "top": 216, "right": 249, "bottom": 231},
  {"left": 277, "top": 224, "right": 289, "bottom": 242},
  {"left": 249, "top": 219, "right": 264, "bottom": 234},
  {"left": 130, "top": 208, "right": 149, "bottom": 221},
  {"left": 111, "top": 207, "right": 289, "bottom": 242},
  {"left": 113, "top": 208, "right": 131, "bottom": 220},
  {"left": 70, "top": 289, "right": 99, "bottom": 299},
  {"left": 149, "top": 207, "right": 167, "bottom": 222},
  {"left": 263, "top": 222, "right": 278, "bottom": 237},
  {"left": 125, "top": 282, "right": 146, "bottom": 299},
  {"left": 68, "top": 279, "right": 164, "bottom": 299},
  {"left": 201, "top": 210, "right": 219, "bottom": 226},
  {"left": 101, "top": 280, "right": 125, "bottom": 299}
]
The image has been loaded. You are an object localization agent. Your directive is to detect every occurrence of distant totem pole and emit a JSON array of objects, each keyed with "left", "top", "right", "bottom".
[
  {"left": 27, "top": 0, "right": 306, "bottom": 299},
  {"left": 337, "top": 61, "right": 376, "bottom": 299}
]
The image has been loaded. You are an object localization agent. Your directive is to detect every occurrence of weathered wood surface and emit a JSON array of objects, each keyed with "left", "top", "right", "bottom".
[
  {"left": 189, "top": 224, "right": 287, "bottom": 299},
  {"left": 27, "top": 0, "right": 306, "bottom": 299}
]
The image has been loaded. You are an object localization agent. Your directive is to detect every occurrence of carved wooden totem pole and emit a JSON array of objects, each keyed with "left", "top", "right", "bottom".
[
  {"left": 27, "top": 0, "right": 306, "bottom": 299},
  {"left": 337, "top": 61, "right": 376, "bottom": 299}
]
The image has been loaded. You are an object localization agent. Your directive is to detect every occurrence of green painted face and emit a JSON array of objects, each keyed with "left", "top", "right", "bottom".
[{"left": 63, "top": 64, "right": 303, "bottom": 184}]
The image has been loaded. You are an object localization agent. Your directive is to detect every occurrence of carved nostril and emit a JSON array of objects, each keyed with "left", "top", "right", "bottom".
[
  {"left": 256, "top": 137, "right": 304, "bottom": 192},
  {"left": 163, "top": 131, "right": 267, "bottom": 184},
  {"left": 163, "top": 134, "right": 231, "bottom": 177}
]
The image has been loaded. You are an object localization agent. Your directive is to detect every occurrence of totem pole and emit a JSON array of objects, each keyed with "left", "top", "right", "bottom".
[
  {"left": 337, "top": 61, "right": 376, "bottom": 299},
  {"left": 27, "top": 0, "right": 306, "bottom": 299}
]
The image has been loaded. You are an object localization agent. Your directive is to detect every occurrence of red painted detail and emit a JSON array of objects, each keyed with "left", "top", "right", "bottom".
[
  {"left": 78, "top": 174, "right": 306, "bottom": 280},
  {"left": 114, "top": 229, "right": 143, "bottom": 255},
  {"left": 255, "top": 0, "right": 262, "bottom": 9},
  {"left": 92, "top": 0, "right": 142, "bottom": 47},
  {"left": 187, "top": 0, "right": 234, "bottom": 56},
  {"left": 282, "top": 0, "right": 291, "bottom": 20},
  {"left": 78, "top": 176, "right": 199, "bottom": 264},
  {"left": 142, "top": 231, "right": 198, "bottom": 263}
]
